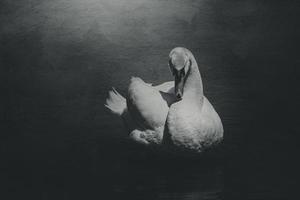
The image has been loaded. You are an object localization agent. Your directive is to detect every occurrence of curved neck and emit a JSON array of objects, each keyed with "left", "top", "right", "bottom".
[{"left": 182, "top": 57, "right": 203, "bottom": 101}]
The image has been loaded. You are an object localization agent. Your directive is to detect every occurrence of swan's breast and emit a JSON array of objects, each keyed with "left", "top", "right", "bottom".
[
  {"left": 166, "top": 102, "right": 202, "bottom": 150},
  {"left": 166, "top": 98, "right": 223, "bottom": 152}
]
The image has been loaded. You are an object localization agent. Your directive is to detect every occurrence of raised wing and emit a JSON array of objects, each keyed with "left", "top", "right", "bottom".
[{"left": 127, "top": 77, "right": 174, "bottom": 130}]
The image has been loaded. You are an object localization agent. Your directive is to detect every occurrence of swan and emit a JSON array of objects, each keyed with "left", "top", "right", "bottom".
[{"left": 105, "top": 47, "right": 223, "bottom": 153}]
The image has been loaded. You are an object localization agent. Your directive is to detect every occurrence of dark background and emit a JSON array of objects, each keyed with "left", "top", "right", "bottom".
[{"left": 1, "top": 0, "right": 299, "bottom": 199}]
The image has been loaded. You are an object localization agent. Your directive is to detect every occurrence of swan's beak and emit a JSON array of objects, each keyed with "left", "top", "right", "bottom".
[
  {"left": 169, "top": 49, "right": 188, "bottom": 100},
  {"left": 175, "top": 70, "right": 184, "bottom": 100}
]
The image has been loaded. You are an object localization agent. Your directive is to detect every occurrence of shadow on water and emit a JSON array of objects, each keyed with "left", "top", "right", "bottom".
[{"left": 100, "top": 152, "right": 224, "bottom": 200}]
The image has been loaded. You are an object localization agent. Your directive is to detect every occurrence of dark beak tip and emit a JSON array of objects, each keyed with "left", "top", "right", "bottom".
[{"left": 176, "top": 93, "right": 182, "bottom": 100}]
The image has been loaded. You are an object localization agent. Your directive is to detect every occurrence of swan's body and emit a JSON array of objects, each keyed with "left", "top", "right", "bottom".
[
  {"left": 106, "top": 78, "right": 175, "bottom": 145},
  {"left": 105, "top": 47, "right": 223, "bottom": 153}
]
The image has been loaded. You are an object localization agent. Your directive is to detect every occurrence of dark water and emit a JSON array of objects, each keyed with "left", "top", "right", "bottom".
[{"left": 1, "top": 0, "right": 299, "bottom": 199}]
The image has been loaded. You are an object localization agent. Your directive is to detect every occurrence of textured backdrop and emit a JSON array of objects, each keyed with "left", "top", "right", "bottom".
[{"left": 1, "top": 0, "right": 299, "bottom": 199}]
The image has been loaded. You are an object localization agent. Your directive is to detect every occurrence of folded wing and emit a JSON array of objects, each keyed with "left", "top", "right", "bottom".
[{"left": 127, "top": 77, "right": 175, "bottom": 130}]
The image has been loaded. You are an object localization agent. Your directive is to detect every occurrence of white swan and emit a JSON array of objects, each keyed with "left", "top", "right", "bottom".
[{"left": 105, "top": 47, "right": 223, "bottom": 152}]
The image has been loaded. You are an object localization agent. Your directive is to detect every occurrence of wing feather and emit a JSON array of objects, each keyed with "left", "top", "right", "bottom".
[{"left": 127, "top": 77, "right": 172, "bottom": 129}]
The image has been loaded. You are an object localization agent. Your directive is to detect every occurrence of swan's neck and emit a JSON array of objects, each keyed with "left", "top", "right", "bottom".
[{"left": 182, "top": 58, "right": 203, "bottom": 102}]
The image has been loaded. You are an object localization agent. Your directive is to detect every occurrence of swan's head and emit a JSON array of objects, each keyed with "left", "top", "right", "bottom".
[{"left": 168, "top": 47, "right": 192, "bottom": 100}]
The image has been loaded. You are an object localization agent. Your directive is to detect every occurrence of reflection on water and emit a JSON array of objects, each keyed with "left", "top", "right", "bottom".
[{"left": 111, "top": 156, "right": 223, "bottom": 200}]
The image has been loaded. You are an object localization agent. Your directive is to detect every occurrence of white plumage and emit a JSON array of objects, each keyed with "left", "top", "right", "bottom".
[{"left": 105, "top": 47, "right": 223, "bottom": 153}]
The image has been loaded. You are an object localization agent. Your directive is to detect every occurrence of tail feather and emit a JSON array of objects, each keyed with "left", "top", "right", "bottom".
[{"left": 105, "top": 87, "right": 126, "bottom": 116}]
